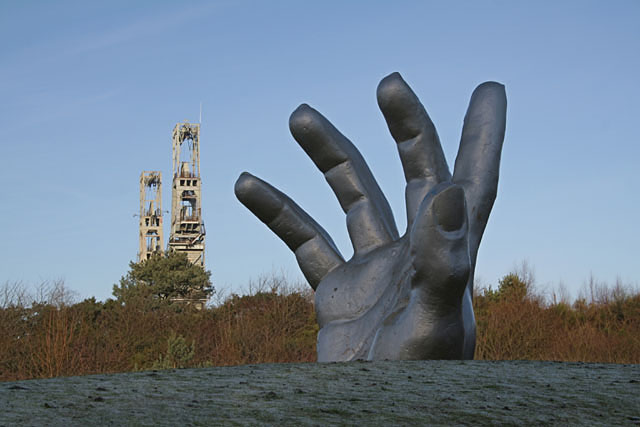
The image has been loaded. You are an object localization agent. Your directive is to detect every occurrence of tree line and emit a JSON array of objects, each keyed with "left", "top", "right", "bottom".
[{"left": 1, "top": 255, "right": 638, "bottom": 381}]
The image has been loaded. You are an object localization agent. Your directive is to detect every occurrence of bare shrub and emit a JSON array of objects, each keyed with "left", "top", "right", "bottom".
[
  {"left": 0, "top": 281, "right": 31, "bottom": 309},
  {"left": 33, "top": 279, "right": 78, "bottom": 308},
  {"left": 3, "top": 271, "right": 639, "bottom": 381},
  {"left": 475, "top": 271, "right": 640, "bottom": 363}
]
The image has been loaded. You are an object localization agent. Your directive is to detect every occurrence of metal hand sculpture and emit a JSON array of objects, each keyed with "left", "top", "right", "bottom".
[{"left": 235, "top": 72, "right": 506, "bottom": 361}]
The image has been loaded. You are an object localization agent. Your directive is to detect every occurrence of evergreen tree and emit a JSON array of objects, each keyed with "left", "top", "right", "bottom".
[{"left": 113, "top": 251, "right": 213, "bottom": 303}]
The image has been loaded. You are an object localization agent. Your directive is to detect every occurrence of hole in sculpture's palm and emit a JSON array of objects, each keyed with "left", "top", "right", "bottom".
[{"left": 235, "top": 72, "right": 506, "bottom": 361}]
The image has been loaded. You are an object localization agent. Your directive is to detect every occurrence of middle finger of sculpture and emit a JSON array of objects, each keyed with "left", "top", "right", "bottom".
[{"left": 235, "top": 72, "right": 507, "bottom": 361}]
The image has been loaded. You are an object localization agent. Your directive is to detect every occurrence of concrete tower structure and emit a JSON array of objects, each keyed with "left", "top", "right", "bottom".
[
  {"left": 138, "top": 171, "right": 163, "bottom": 261},
  {"left": 168, "top": 121, "right": 206, "bottom": 266}
]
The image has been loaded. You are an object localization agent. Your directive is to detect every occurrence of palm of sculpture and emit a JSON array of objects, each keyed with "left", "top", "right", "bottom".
[{"left": 235, "top": 72, "right": 506, "bottom": 361}]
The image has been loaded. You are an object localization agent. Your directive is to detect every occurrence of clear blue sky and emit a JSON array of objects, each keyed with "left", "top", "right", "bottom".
[{"left": 1, "top": 1, "right": 638, "bottom": 302}]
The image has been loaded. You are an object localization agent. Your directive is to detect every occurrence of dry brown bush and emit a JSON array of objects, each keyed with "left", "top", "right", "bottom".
[
  {"left": 1, "top": 273, "right": 638, "bottom": 381},
  {"left": 474, "top": 273, "right": 640, "bottom": 363},
  {"left": 0, "top": 277, "right": 316, "bottom": 381}
]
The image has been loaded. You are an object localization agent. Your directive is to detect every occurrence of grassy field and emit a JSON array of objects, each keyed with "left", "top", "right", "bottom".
[{"left": 2, "top": 360, "right": 639, "bottom": 425}]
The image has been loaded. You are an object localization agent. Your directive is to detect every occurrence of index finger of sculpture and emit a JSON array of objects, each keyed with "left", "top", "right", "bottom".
[
  {"left": 235, "top": 172, "right": 345, "bottom": 289},
  {"left": 377, "top": 72, "right": 452, "bottom": 227},
  {"left": 289, "top": 104, "right": 399, "bottom": 255},
  {"left": 452, "top": 82, "right": 506, "bottom": 264}
]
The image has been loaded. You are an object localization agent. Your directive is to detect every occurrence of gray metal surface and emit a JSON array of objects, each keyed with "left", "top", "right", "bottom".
[{"left": 235, "top": 72, "right": 506, "bottom": 361}]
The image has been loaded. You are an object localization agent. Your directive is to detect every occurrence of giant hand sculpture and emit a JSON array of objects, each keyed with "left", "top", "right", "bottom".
[{"left": 235, "top": 72, "right": 506, "bottom": 361}]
